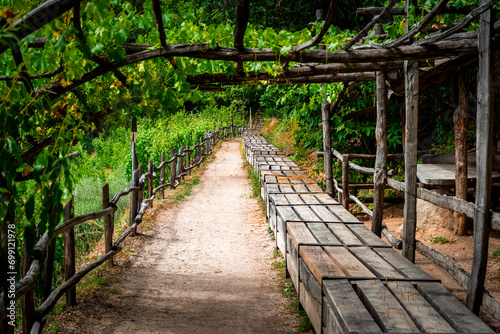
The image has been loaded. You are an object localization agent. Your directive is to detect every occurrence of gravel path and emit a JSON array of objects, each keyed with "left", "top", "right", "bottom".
[{"left": 91, "top": 138, "right": 297, "bottom": 333}]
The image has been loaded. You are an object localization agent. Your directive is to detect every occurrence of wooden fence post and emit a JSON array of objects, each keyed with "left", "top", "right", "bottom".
[
  {"left": 64, "top": 199, "right": 77, "bottom": 305},
  {"left": 231, "top": 117, "right": 234, "bottom": 137},
  {"left": 321, "top": 101, "right": 333, "bottom": 197},
  {"left": 198, "top": 137, "right": 203, "bottom": 164},
  {"left": 148, "top": 160, "right": 153, "bottom": 208},
  {"left": 454, "top": 70, "right": 469, "bottom": 235},
  {"left": 131, "top": 141, "right": 138, "bottom": 173},
  {"left": 129, "top": 165, "right": 141, "bottom": 235},
  {"left": 21, "top": 243, "right": 34, "bottom": 334},
  {"left": 160, "top": 151, "right": 166, "bottom": 198},
  {"left": 177, "top": 147, "right": 184, "bottom": 181},
  {"left": 466, "top": 1, "right": 493, "bottom": 314},
  {"left": 341, "top": 154, "right": 350, "bottom": 209},
  {"left": 205, "top": 133, "right": 210, "bottom": 155},
  {"left": 186, "top": 145, "right": 191, "bottom": 176},
  {"left": 43, "top": 208, "right": 57, "bottom": 300},
  {"left": 372, "top": 71, "right": 387, "bottom": 237},
  {"left": 102, "top": 184, "right": 113, "bottom": 267},
  {"left": 170, "top": 148, "right": 176, "bottom": 185}
]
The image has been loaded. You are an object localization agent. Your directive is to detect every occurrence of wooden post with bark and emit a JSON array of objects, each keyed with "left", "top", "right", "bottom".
[
  {"left": 170, "top": 148, "right": 176, "bottom": 185},
  {"left": 102, "top": 184, "right": 113, "bottom": 267},
  {"left": 402, "top": 0, "right": 419, "bottom": 263},
  {"left": 453, "top": 70, "right": 469, "bottom": 235},
  {"left": 129, "top": 166, "right": 141, "bottom": 235},
  {"left": 148, "top": 160, "right": 153, "bottom": 207},
  {"left": 160, "top": 151, "right": 166, "bottom": 198},
  {"left": 321, "top": 97, "right": 334, "bottom": 197},
  {"left": 21, "top": 243, "right": 34, "bottom": 334},
  {"left": 466, "top": 1, "right": 493, "bottom": 314},
  {"left": 342, "top": 154, "right": 350, "bottom": 209},
  {"left": 186, "top": 145, "right": 191, "bottom": 176},
  {"left": 177, "top": 147, "right": 184, "bottom": 181},
  {"left": 43, "top": 208, "right": 57, "bottom": 300},
  {"left": 372, "top": 71, "right": 387, "bottom": 237},
  {"left": 64, "top": 199, "right": 77, "bottom": 305}
]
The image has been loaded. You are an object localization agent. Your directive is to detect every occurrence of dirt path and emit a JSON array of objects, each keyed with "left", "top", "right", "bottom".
[{"left": 81, "top": 138, "right": 297, "bottom": 333}]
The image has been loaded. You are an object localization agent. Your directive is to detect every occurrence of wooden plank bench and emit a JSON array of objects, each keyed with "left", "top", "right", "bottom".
[{"left": 241, "top": 135, "right": 494, "bottom": 334}]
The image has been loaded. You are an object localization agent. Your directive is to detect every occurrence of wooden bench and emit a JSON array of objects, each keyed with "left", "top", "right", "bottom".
[{"left": 242, "top": 135, "right": 494, "bottom": 334}]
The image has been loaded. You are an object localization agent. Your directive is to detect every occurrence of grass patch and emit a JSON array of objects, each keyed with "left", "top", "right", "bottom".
[{"left": 429, "top": 235, "right": 457, "bottom": 244}]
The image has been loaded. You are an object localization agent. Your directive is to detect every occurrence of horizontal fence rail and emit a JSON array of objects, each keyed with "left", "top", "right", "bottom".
[{"left": 1, "top": 123, "right": 246, "bottom": 334}]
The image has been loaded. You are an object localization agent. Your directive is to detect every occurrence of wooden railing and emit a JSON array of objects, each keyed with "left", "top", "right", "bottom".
[{"left": 1, "top": 124, "right": 246, "bottom": 334}]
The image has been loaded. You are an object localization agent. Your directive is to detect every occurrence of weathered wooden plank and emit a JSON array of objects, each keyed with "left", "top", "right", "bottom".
[
  {"left": 299, "top": 194, "right": 322, "bottom": 205},
  {"left": 294, "top": 206, "right": 321, "bottom": 222},
  {"left": 328, "top": 204, "right": 358, "bottom": 222},
  {"left": 418, "top": 282, "right": 494, "bottom": 333},
  {"left": 355, "top": 280, "right": 419, "bottom": 332},
  {"left": 386, "top": 281, "right": 456, "bottom": 333},
  {"left": 284, "top": 193, "right": 303, "bottom": 205},
  {"left": 327, "top": 224, "right": 362, "bottom": 244},
  {"left": 373, "top": 247, "right": 434, "bottom": 279},
  {"left": 287, "top": 222, "right": 317, "bottom": 248},
  {"left": 350, "top": 247, "right": 403, "bottom": 278},
  {"left": 323, "top": 279, "right": 381, "bottom": 333},
  {"left": 310, "top": 205, "right": 342, "bottom": 222},
  {"left": 308, "top": 223, "right": 341, "bottom": 244},
  {"left": 348, "top": 224, "right": 388, "bottom": 246},
  {"left": 325, "top": 246, "right": 375, "bottom": 277},
  {"left": 300, "top": 246, "right": 345, "bottom": 283}
]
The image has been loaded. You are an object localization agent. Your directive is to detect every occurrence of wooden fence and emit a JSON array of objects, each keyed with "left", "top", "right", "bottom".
[
  {"left": 328, "top": 147, "right": 500, "bottom": 322},
  {"left": 1, "top": 124, "right": 245, "bottom": 334}
]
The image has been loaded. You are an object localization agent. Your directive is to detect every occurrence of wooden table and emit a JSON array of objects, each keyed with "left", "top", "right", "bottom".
[{"left": 416, "top": 163, "right": 500, "bottom": 186}]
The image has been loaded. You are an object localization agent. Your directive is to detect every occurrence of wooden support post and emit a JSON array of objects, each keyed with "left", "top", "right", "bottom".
[
  {"left": 249, "top": 107, "right": 252, "bottom": 129},
  {"left": 43, "top": 209, "right": 57, "bottom": 300},
  {"left": 129, "top": 166, "right": 141, "bottom": 235},
  {"left": 131, "top": 141, "right": 138, "bottom": 173},
  {"left": 64, "top": 199, "right": 77, "bottom": 305},
  {"left": 453, "top": 70, "right": 469, "bottom": 235},
  {"left": 148, "top": 160, "right": 153, "bottom": 207},
  {"left": 402, "top": 0, "right": 419, "bottom": 262},
  {"left": 231, "top": 117, "right": 234, "bottom": 137},
  {"left": 102, "top": 184, "right": 113, "bottom": 267},
  {"left": 136, "top": 165, "right": 143, "bottom": 227},
  {"left": 21, "top": 242, "right": 35, "bottom": 334},
  {"left": 160, "top": 151, "right": 166, "bottom": 198},
  {"left": 372, "top": 71, "right": 388, "bottom": 237},
  {"left": 322, "top": 99, "right": 334, "bottom": 197},
  {"left": 342, "top": 154, "right": 350, "bottom": 209},
  {"left": 177, "top": 147, "right": 184, "bottom": 181},
  {"left": 198, "top": 137, "right": 203, "bottom": 164},
  {"left": 186, "top": 145, "right": 191, "bottom": 176},
  {"left": 402, "top": 59, "right": 419, "bottom": 262},
  {"left": 170, "top": 148, "right": 176, "bottom": 185},
  {"left": 466, "top": 2, "right": 493, "bottom": 314}
]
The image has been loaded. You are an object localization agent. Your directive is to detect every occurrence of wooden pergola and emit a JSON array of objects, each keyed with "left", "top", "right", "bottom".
[{"left": 1, "top": 0, "right": 499, "bottom": 331}]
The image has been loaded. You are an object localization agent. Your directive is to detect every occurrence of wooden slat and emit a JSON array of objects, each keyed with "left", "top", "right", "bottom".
[
  {"left": 325, "top": 247, "right": 375, "bottom": 277},
  {"left": 355, "top": 280, "right": 419, "bottom": 332},
  {"left": 308, "top": 223, "right": 341, "bottom": 243},
  {"left": 284, "top": 193, "right": 303, "bottom": 204},
  {"left": 328, "top": 205, "right": 358, "bottom": 221},
  {"left": 310, "top": 205, "right": 342, "bottom": 222},
  {"left": 349, "top": 224, "right": 388, "bottom": 246},
  {"left": 299, "top": 194, "right": 322, "bottom": 204},
  {"left": 350, "top": 247, "right": 403, "bottom": 278},
  {"left": 277, "top": 206, "right": 301, "bottom": 222},
  {"left": 387, "top": 281, "right": 457, "bottom": 333},
  {"left": 327, "top": 224, "right": 362, "bottom": 244},
  {"left": 323, "top": 279, "right": 381, "bottom": 333},
  {"left": 294, "top": 206, "right": 321, "bottom": 221},
  {"left": 374, "top": 247, "right": 434, "bottom": 279},
  {"left": 300, "top": 246, "right": 344, "bottom": 283},
  {"left": 287, "top": 222, "right": 317, "bottom": 248},
  {"left": 418, "top": 282, "right": 494, "bottom": 333}
]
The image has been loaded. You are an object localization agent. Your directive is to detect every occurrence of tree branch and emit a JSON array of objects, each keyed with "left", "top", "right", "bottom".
[{"left": 293, "top": 0, "right": 340, "bottom": 51}]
